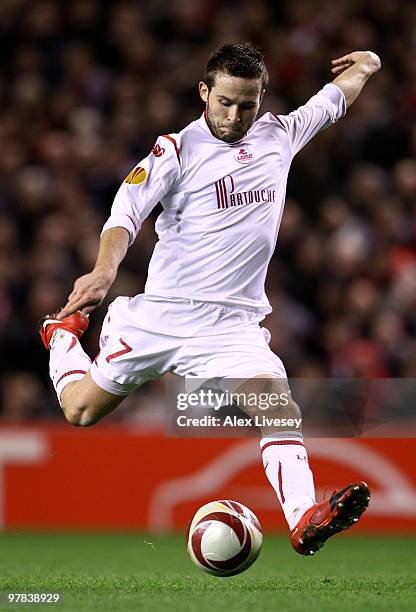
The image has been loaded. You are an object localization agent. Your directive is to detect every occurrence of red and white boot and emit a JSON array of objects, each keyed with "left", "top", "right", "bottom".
[
  {"left": 38, "top": 311, "right": 89, "bottom": 350},
  {"left": 290, "top": 481, "right": 371, "bottom": 555}
]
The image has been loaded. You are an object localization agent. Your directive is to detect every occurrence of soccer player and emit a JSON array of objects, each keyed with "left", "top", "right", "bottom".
[{"left": 39, "top": 44, "right": 381, "bottom": 555}]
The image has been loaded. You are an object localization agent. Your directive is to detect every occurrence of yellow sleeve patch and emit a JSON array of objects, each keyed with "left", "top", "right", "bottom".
[{"left": 124, "top": 167, "right": 147, "bottom": 184}]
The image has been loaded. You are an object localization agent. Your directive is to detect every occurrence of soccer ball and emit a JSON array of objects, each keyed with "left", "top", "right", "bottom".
[{"left": 187, "top": 500, "right": 263, "bottom": 577}]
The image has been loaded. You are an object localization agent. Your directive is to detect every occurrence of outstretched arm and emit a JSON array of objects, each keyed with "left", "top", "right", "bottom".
[
  {"left": 331, "top": 51, "right": 381, "bottom": 109},
  {"left": 57, "top": 227, "right": 129, "bottom": 319}
]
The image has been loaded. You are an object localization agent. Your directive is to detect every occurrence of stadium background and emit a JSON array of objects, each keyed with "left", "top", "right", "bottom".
[{"left": 0, "top": 0, "right": 415, "bottom": 534}]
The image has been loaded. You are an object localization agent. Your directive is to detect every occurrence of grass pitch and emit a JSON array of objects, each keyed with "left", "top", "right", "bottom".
[{"left": 0, "top": 532, "right": 414, "bottom": 611}]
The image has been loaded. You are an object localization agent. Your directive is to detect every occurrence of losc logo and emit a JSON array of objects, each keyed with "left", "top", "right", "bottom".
[
  {"left": 124, "top": 166, "right": 147, "bottom": 184},
  {"left": 152, "top": 143, "right": 165, "bottom": 157},
  {"left": 234, "top": 147, "right": 254, "bottom": 164}
]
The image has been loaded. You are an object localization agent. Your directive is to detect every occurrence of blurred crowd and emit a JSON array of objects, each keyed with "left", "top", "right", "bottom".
[{"left": 0, "top": 0, "right": 415, "bottom": 422}]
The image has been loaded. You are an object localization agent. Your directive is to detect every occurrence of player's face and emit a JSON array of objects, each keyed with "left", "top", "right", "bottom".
[{"left": 199, "top": 73, "right": 264, "bottom": 143}]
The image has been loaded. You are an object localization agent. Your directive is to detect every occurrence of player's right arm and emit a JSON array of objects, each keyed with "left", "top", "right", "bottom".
[
  {"left": 57, "top": 227, "right": 130, "bottom": 319},
  {"left": 57, "top": 137, "right": 180, "bottom": 319}
]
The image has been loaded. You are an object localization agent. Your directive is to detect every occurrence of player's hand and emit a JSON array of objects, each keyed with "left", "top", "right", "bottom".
[
  {"left": 57, "top": 270, "right": 115, "bottom": 319},
  {"left": 331, "top": 51, "right": 381, "bottom": 76}
]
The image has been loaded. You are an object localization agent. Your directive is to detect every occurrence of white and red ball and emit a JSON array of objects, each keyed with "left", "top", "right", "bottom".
[{"left": 187, "top": 500, "right": 263, "bottom": 577}]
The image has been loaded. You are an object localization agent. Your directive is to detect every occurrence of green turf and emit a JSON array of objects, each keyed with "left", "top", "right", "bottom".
[{"left": 0, "top": 532, "right": 414, "bottom": 611}]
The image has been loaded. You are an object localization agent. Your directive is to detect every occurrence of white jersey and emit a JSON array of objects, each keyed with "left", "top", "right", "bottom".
[{"left": 102, "top": 83, "right": 345, "bottom": 314}]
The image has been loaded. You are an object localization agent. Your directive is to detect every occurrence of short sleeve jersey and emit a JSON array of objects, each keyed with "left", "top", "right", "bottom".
[{"left": 102, "top": 83, "right": 346, "bottom": 314}]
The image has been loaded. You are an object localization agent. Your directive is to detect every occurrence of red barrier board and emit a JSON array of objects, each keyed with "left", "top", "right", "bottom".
[{"left": 1, "top": 426, "right": 416, "bottom": 532}]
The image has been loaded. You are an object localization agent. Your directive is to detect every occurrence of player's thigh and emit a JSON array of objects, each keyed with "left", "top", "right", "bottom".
[
  {"left": 190, "top": 327, "right": 300, "bottom": 421},
  {"left": 233, "top": 374, "right": 302, "bottom": 436},
  {"left": 190, "top": 324, "right": 286, "bottom": 381},
  {"left": 234, "top": 373, "right": 297, "bottom": 414},
  {"left": 92, "top": 296, "right": 183, "bottom": 394}
]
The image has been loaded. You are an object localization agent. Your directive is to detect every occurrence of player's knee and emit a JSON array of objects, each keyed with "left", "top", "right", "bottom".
[
  {"left": 60, "top": 382, "right": 101, "bottom": 427},
  {"left": 64, "top": 401, "right": 99, "bottom": 427}
]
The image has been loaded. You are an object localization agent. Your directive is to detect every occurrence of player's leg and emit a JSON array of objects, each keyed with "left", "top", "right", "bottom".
[
  {"left": 40, "top": 297, "right": 187, "bottom": 427},
  {"left": 188, "top": 313, "right": 370, "bottom": 555},
  {"left": 39, "top": 310, "right": 127, "bottom": 426},
  {"left": 235, "top": 373, "right": 370, "bottom": 555},
  {"left": 235, "top": 373, "right": 317, "bottom": 534},
  {"left": 177, "top": 320, "right": 322, "bottom": 545}
]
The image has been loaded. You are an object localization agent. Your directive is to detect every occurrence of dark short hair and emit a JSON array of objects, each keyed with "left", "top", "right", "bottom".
[{"left": 204, "top": 42, "right": 269, "bottom": 91}]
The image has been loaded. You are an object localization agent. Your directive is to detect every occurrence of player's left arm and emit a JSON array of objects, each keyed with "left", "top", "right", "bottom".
[{"left": 331, "top": 51, "right": 381, "bottom": 109}]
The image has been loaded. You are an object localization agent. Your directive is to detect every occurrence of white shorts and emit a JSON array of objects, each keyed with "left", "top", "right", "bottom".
[{"left": 90, "top": 295, "right": 286, "bottom": 396}]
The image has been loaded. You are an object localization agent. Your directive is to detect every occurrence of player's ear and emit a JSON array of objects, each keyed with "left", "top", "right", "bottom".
[
  {"left": 259, "top": 89, "right": 265, "bottom": 105},
  {"left": 199, "top": 81, "right": 209, "bottom": 103}
]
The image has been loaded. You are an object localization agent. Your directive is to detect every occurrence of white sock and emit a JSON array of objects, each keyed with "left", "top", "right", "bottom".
[
  {"left": 261, "top": 433, "right": 316, "bottom": 530},
  {"left": 49, "top": 330, "right": 91, "bottom": 404}
]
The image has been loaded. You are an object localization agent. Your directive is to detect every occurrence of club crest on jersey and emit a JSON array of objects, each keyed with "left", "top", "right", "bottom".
[
  {"left": 151, "top": 143, "right": 165, "bottom": 157},
  {"left": 124, "top": 166, "right": 147, "bottom": 185},
  {"left": 234, "top": 147, "right": 254, "bottom": 164}
]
